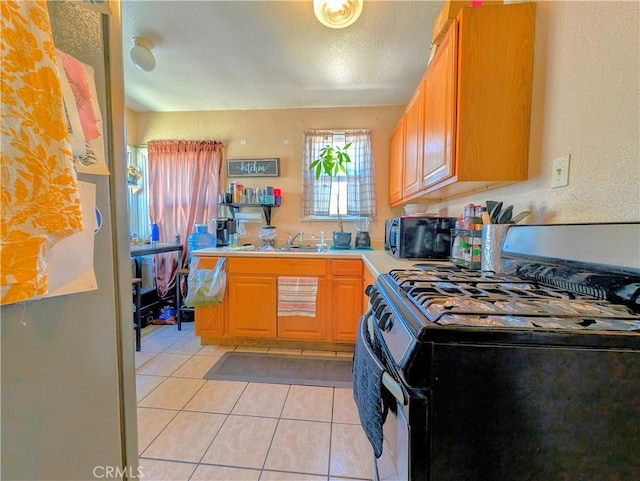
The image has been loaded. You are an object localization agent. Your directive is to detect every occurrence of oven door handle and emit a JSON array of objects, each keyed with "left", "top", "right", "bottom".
[
  {"left": 382, "top": 372, "right": 407, "bottom": 406},
  {"left": 367, "top": 313, "right": 408, "bottom": 406}
]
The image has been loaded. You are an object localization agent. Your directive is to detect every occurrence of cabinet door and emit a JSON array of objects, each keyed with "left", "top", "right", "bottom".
[
  {"left": 194, "top": 257, "right": 226, "bottom": 337},
  {"left": 403, "top": 84, "right": 424, "bottom": 197},
  {"left": 332, "top": 277, "right": 364, "bottom": 342},
  {"left": 195, "top": 303, "right": 225, "bottom": 337},
  {"left": 422, "top": 20, "right": 457, "bottom": 188},
  {"left": 389, "top": 117, "right": 405, "bottom": 206},
  {"left": 455, "top": 4, "right": 534, "bottom": 182},
  {"left": 277, "top": 278, "right": 328, "bottom": 340},
  {"left": 228, "top": 275, "right": 277, "bottom": 338}
]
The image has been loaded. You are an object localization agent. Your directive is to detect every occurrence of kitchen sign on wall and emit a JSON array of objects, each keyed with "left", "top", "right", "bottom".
[{"left": 227, "top": 158, "right": 280, "bottom": 177}]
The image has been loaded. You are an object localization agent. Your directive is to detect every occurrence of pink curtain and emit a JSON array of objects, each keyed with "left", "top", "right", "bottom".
[{"left": 148, "top": 140, "right": 223, "bottom": 297}]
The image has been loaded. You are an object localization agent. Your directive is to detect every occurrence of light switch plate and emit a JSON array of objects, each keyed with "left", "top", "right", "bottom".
[{"left": 551, "top": 154, "right": 571, "bottom": 188}]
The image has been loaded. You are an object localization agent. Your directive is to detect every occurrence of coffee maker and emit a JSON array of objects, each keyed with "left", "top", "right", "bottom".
[{"left": 213, "top": 218, "right": 236, "bottom": 246}]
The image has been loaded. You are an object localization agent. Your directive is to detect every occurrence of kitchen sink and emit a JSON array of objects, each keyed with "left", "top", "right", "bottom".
[{"left": 276, "top": 245, "right": 326, "bottom": 253}]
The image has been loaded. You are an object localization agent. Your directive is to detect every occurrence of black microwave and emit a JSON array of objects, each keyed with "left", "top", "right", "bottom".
[{"left": 385, "top": 216, "right": 456, "bottom": 259}]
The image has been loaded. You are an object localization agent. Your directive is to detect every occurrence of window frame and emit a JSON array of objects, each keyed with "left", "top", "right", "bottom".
[{"left": 301, "top": 129, "right": 376, "bottom": 222}]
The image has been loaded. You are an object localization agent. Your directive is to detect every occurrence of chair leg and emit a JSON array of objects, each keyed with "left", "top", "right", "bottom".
[
  {"left": 133, "top": 280, "right": 142, "bottom": 351},
  {"left": 135, "top": 319, "right": 141, "bottom": 351},
  {"left": 176, "top": 273, "right": 182, "bottom": 331}
]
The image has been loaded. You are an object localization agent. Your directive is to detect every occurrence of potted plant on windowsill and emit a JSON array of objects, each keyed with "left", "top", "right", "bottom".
[{"left": 309, "top": 143, "right": 352, "bottom": 248}]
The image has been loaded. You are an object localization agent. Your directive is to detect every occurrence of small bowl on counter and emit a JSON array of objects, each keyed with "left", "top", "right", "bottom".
[{"left": 403, "top": 203, "right": 430, "bottom": 215}]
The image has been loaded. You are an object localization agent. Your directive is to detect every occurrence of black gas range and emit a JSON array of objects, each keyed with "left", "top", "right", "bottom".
[{"left": 354, "top": 222, "right": 640, "bottom": 481}]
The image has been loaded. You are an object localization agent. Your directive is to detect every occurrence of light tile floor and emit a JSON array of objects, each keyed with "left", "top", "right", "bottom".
[{"left": 136, "top": 322, "right": 373, "bottom": 481}]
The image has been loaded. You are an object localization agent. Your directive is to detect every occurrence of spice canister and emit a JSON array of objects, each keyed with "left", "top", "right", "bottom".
[
  {"left": 264, "top": 186, "right": 275, "bottom": 205},
  {"left": 233, "top": 183, "right": 244, "bottom": 203}
]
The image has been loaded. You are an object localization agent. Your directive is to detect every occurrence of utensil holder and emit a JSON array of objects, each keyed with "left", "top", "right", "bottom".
[{"left": 481, "top": 224, "right": 511, "bottom": 273}]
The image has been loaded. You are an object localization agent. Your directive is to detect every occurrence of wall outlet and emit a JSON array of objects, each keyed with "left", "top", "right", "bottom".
[{"left": 551, "top": 154, "right": 571, "bottom": 188}]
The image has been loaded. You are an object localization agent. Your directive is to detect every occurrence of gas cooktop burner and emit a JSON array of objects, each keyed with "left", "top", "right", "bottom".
[
  {"left": 383, "top": 265, "right": 640, "bottom": 332},
  {"left": 391, "top": 266, "right": 524, "bottom": 284}
]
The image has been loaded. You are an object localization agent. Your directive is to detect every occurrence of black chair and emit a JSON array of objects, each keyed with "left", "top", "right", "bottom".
[
  {"left": 175, "top": 268, "right": 194, "bottom": 331},
  {"left": 132, "top": 278, "right": 142, "bottom": 351}
]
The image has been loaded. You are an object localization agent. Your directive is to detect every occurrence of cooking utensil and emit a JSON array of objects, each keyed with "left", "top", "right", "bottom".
[
  {"left": 485, "top": 200, "right": 499, "bottom": 215},
  {"left": 497, "top": 205, "right": 513, "bottom": 224},
  {"left": 509, "top": 210, "right": 531, "bottom": 224},
  {"left": 490, "top": 201, "right": 503, "bottom": 223}
]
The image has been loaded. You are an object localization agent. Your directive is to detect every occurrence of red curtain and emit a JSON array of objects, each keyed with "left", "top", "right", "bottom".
[{"left": 147, "top": 140, "right": 223, "bottom": 297}]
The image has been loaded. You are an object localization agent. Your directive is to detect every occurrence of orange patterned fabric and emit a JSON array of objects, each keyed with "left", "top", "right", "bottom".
[{"left": 1, "top": 0, "right": 83, "bottom": 305}]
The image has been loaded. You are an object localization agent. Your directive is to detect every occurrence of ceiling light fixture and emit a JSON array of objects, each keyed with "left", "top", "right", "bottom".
[
  {"left": 313, "top": 0, "right": 363, "bottom": 29},
  {"left": 130, "top": 37, "right": 156, "bottom": 72}
]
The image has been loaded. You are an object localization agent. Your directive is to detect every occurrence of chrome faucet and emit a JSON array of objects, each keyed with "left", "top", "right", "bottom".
[{"left": 287, "top": 232, "right": 304, "bottom": 246}]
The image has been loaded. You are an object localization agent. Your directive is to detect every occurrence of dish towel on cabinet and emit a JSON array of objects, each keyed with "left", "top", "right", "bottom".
[{"left": 277, "top": 277, "right": 318, "bottom": 317}]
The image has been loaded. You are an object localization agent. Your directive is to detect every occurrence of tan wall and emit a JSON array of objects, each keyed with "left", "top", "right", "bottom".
[
  {"left": 131, "top": 106, "right": 404, "bottom": 246},
  {"left": 127, "top": 0, "right": 639, "bottom": 250}
]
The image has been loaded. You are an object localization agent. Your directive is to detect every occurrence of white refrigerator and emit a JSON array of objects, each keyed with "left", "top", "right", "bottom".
[{"left": 1, "top": 1, "right": 138, "bottom": 479}]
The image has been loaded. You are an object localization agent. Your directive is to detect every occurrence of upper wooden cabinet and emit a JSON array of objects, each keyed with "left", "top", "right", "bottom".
[
  {"left": 389, "top": 116, "right": 405, "bottom": 205},
  {"left": 403, "top": 84, "right": 425, "bottom": 198},
  {"left": 389, "top": 3, "right": 535, "bottom": 206},
  {"left": 422, "top": 20, "right": 457, "bottom": 188}
]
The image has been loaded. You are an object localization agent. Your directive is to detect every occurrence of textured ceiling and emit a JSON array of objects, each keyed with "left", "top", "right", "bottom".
[{"left": 121, "top": 0, "right": 444, "bottom": 112}]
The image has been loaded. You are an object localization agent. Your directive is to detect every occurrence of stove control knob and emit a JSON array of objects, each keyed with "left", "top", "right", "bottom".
[
  {"left": 377, "top": 312, "right": 393, "bottom": 332},
  {"left": 371, "top": 294, "right": 384, "bottom": 311},
  {"left": 365, "top": 284, "right": 376, "bottom": 297},
  {"left": 374, "top": 303, "right": 386, "bottom": 318}
]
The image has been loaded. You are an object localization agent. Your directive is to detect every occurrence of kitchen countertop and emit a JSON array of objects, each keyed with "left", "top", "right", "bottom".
[{"left": 192, "top": 247, "right": 450, "bottom": 277}]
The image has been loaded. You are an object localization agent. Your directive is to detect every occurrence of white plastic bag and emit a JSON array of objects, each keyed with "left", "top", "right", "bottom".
[{"left": 184, "top": 257, "right": 227, "bottom": 307}]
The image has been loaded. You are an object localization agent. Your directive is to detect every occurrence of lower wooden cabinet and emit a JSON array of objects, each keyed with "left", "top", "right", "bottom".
[
  {"left": 194, "top": 256, "right": 366, "bottom": 346},
  {"left": 277, "top": 278, "right": 328, "bottom": 341},
  {"left": 193, "top": 257, "right": 226, "bottom": 338},
  {"left": 332, "top": 277, "right": 363, "bottom": 342},
  {"left": 195, "top": 303, "right": 225, "bottom": 337},
  {"left": 228, "top": 275, "right": 277, "bottom": 338}
]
